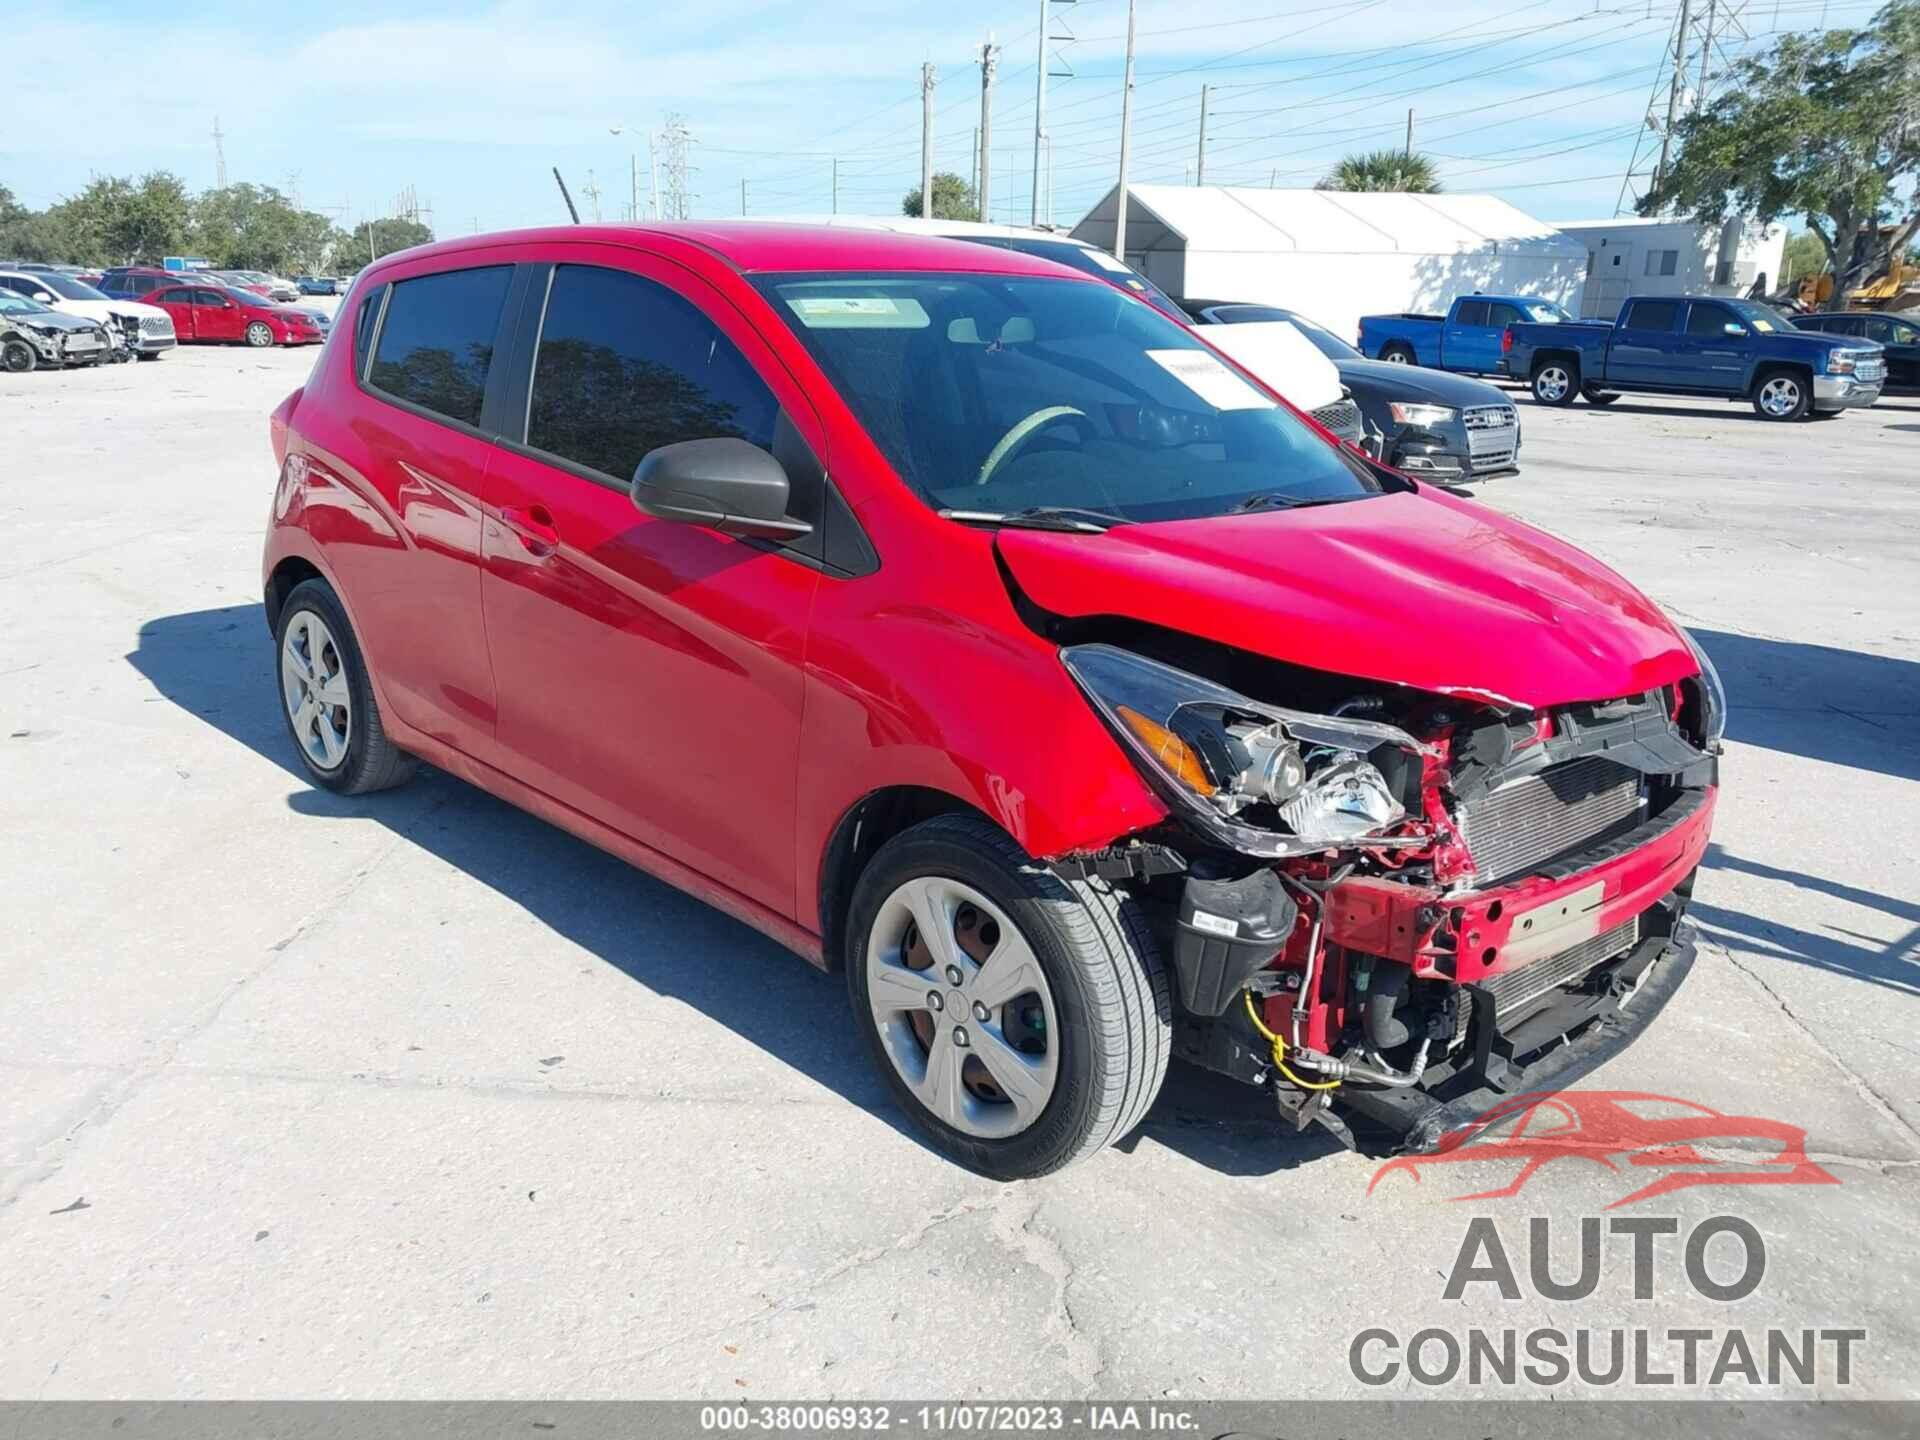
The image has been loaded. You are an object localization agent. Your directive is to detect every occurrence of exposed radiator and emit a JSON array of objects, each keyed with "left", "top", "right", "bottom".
[
  {"left": 1456, "top": 756, "right": 1645, "bottom": 886},
  {"left": 1453, "top": 916, "right": 1642, "bottom": 1045}
]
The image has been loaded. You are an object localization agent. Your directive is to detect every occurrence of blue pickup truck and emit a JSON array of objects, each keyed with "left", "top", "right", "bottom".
[
  {"left": 1504, "top": 295, "right": 1887, "bottom": 421},
  {"left": 1357, "top": 293, "right": 1576, "bottom": 374}
]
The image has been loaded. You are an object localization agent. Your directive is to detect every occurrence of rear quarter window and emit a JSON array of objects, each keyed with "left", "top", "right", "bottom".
[{"left": 366, "top": 266, "right": 513, "bottom": 428}]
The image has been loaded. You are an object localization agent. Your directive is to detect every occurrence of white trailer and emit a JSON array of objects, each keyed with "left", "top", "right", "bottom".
[
  {"left": 1557, "top": 216, "right": 1788, "bottom": 319},
  {"left": 1069, "top": 184, "right": 1587, "bottom": 343}
]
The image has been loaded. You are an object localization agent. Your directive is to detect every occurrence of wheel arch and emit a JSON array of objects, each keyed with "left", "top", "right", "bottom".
[
  {"left": 264, "top": 554, "right": 324, "bottom": 635},
  {"left": 1529, "top": 347, "right": 1583, "bottom": 377},
  {"left": 817, "top": 785, "right": 999, "bottom": 972},
  {"left": 1749, "top": 359, "right": 1814, "bottom": 397}
]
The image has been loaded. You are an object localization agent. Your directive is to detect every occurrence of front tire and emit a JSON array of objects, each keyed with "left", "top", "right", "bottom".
[
  {"left": 1531, "top": 359, "right": 1579, "bottom": 406},
  {"left": 275, "top": 579, "right": 416, "bottom": 794},
  {"left": 1753, "top": 368, "right": 1811, "bottom": 421},
  {"left": 2, "top": 337, "right": 37, "bottom": 373},
  {"left": 137, "top": 351, "right": 162, "bottom": 361},
  {"left": 846, "top": 814, "right": 1171, "bottom": 1179},
  {"left": 246, "top": 321, "right": 276, "bottom": 348}
]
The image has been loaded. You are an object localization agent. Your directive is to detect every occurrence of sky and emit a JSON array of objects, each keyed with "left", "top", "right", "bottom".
[{"left": 1, "top": 0, "right": 1887, "bottom": 240}]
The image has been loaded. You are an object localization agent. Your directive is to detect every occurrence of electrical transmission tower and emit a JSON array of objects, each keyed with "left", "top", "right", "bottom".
[
  {"left": 212, "top": 116, "right": 228, "bottom": 188},
  {"left": 656, "top": 115, "right": 694, "bottom": 220},
  {"left": 1616, "top": 0, "right": 1754, "bottom": 215},
  {"left": 1029, "top": 0, "right": 1078, "bottom": 228}
]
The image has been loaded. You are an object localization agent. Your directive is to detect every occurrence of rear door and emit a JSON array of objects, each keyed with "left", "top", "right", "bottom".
[
  {"left": 1681, "top": 300, "right": 1747, "bottom": 393},
  {"left": 148, "top": 286, "right": 198, "bottom": 339},
  {"left": 1608, "top": 299, "right": 1685, "bottom": 387},
  {"left": 1445, "top": 299, "right": 1496, "bottom": 372},
  {"left": 478, "top": 249, "right": 825, "bottom": 916}
]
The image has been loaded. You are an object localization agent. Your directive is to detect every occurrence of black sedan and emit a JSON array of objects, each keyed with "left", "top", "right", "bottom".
[
  {"left": 1792, "top": 311, "right": 1919, "bottom": 393},
  {"left": 1179, "top": 300, "right": 1521, "bottom": 481}
]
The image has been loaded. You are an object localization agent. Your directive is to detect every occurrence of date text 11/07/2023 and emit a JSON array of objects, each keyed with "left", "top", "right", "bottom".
[{"left": 698, "top": 1403, "right": 1203, "bottom": 1433}]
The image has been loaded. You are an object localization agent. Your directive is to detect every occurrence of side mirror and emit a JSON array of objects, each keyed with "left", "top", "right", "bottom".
[
  {"left": 1723, "top": 322, "right": 1748, "bottom": 337},
  {"left": 631, "top": 437, "right": 811, "bottom": 541}
]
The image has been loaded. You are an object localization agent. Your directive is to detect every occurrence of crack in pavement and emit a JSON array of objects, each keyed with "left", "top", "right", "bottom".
[
  {"left": 0, "top": 788, "right": 457, "bottom": 1217},
  {"left": 986, "top": 1185, "right": 1103, "bottom": 1388},
  {"left": 1705, "top": 934, "right": 1920, "bottom": 1156}
]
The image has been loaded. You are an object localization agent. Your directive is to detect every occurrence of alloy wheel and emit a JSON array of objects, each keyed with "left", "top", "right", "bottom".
[
  {"left": 1535, "top": 366, "right": 1571, "bottom": 403},
  {"left": 864, "top": 876, "right": 1059, "bottom": 1139},
  {"left": 247, "top": 322, "right": 274, "bottom": 348},
  {"left": 281, "top": 610, "right": 352, "bottom": 770},
  {"left": 1759, "top": 376, "right": 1801, "bottom": 417}
]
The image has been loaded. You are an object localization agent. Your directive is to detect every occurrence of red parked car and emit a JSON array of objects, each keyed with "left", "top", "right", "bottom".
[
  {"left": 260, "top": 224, "right": 1723, "bottom": 1177},
  {"left": 148, "top": 281, "right": 321, "bottom": 347}
]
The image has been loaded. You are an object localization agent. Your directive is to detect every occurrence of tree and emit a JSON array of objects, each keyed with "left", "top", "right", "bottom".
[
  {"left": 1641, "top": 1, "right": 1919, "bottom": 310},
  {"left": 332, "top": 217, "right": 435, "bottom": 271},
  {"left": 1781, "top": 230, "right": 1829, "bottom": 287},
  {"left": 191, "top": 183, "right": 336, "bottom": 272},
  {"left": 0, "top": 184, "right": 63, "bottom": 261},
  {"left": 900, "top": 171, "right": 979, "bottom": 221},
  {"left": 1317, "top": 150, "right": 1442, "bottom": 193},
  {"left": 41, "top": 172, "right": 193, "bottom": 266}
]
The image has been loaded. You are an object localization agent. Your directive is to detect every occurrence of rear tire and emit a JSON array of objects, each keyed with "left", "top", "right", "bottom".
[
  {"left": 1531, "top": 359, "right": 1579, "bottom": 406},
  {"left": 1381, "top": 343, "right": 1416, "bottom": 365},
  {"left": 274, "top": 578, "right": 416, "bottom": 794},
  {"left": 846, "top": 813, "right": 1171, "bottom": 1178},
  {"left": 1581, "top": 384, "right": 1621, "bottom": 405},
  {"left": 1753, "top": 367, "right": 1811, "bottom": 421}
]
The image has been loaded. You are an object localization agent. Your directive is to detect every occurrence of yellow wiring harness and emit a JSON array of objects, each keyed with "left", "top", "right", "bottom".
[{"left": 1243, "top": 990, "right": 1341, "bottom": 1092}]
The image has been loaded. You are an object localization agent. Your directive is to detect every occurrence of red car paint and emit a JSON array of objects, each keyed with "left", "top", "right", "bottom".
[
  {"left": 262, "top": 222, "right": 1715, "bottom": 1115},
  {"left": 148, "top": 282, "right": 320, "bottom": 346},
  {"left": 1368, "top": 1091, "right": 1839, "bottom": 1208}
]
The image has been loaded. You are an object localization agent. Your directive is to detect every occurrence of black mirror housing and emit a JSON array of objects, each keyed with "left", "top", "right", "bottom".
[{"left": 631, "top": 437, "right": 811, "bottom": 541}]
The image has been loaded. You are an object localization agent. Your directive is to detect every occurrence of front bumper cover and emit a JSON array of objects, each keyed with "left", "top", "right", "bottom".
[{"left": 1813, "top": 374, "right": 1882, "bottom": 410}]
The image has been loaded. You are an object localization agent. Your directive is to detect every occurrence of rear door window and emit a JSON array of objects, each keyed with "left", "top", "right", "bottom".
[
  {"left": 524, "top": 264, "right": 779, "bottom": 483},
  {"left": 1454, "top": 300, "right": 1490, "bottom": 326},
  {"left": 1623, "top": 300, "right": 1682, "bottom": 331},
  {"left": 367, "top": 265, "right": 514, "bottom": 428}
]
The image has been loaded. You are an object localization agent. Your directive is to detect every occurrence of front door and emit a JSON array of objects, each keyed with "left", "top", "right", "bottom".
[
  {"left": 191, "top": 288, "right": 244, "bottom": 341},
  {"left": 1863, "top": 315, "right": 1920, "bottom": 389},
  {"left": 1446, "top": 298, "right": 1499, "bottom": 373},
  {"left": 1608, "top": 298, "right": 1686, "bottom": 387},
  {"left": 479, "top": 252, "right": 824, "bottom": 917},
  {"left": 1680, "top": 301, "right": 1747, "bottom": 393}
]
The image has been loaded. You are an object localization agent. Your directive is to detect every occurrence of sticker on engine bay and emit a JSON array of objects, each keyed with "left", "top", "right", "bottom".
[{"left": 1145, "top": 348, "right": 1273, "bottom": 411}]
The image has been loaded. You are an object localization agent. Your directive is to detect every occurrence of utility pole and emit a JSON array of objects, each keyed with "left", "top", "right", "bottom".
[
  {"left": 1655, "top": 0, "right": 1693, "bottom": 192},
  {"left": 921, "top": 63, "right": 937, "bottom": 220},
  {"left": 582, "top": 170, "right": 601, "bottom": 222},
  {"left": 649, "top": 134, "right": 660, "bottom": 219},
  {"left": 1113, "top": 0, "right": 1137, "bottom": 262},
  {"left": 1030, "top": 0, "right": 1048, "bottom": 224},
  {"left": 1405, "top": 108, "right": 1414, "bottom": 157},
  {"left": 831, "top": 157, "right": 839, "bottom": 215},
  {"left": 979, "top": 38, "right": 999, "bottom": 222},
  {"left": 630, "top": 153, "right": 638, "bottom": 222},
  {"left": 740, "top": 177, "right": 748, "bottom": 216},
  {"left": 212, "top": 116, "right": 227, "bottom": 189},
  {"left": 1195, "top": 86, "right": 1210, "bottom": 186}
]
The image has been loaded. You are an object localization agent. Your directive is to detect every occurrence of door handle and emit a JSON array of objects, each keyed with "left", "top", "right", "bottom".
[{"left": 500, "top": 503, "right": 560, "bottom": 555}]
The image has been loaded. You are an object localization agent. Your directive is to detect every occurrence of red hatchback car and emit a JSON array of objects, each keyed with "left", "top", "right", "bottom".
[
  {"left": 148, "top": 282, "right": 321, "bottom": 347},
  {"left": 261, "top": 223, "right": 1723, "bottom": 1177}
]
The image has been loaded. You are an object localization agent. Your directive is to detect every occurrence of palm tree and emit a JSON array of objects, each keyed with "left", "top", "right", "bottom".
[{"left": 1318, "top": 150, "right": 1442, "bottom": 194}]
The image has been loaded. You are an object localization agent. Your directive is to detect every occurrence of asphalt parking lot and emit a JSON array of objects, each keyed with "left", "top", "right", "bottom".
[{"left": 2, "top": 341, "right": 1917, "bottom": 1401}]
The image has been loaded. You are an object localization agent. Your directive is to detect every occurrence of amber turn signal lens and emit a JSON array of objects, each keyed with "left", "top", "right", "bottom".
[{"left": 1116, "top": 705, "right": 1216, "bottom": 797}]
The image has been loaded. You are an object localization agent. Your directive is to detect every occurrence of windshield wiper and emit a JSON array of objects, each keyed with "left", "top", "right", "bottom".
[
  {"left": 939, "top": 505, "right": 1129, "bottom": 533},
  {"left": 1234, "top": 492, "right": 1368, "bottom": 514}
]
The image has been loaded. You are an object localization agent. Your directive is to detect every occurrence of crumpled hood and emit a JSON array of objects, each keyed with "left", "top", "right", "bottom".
[
  {"left": 997, "top": 488, "right": 1697, "bottom": 709},
  {"left": 12, "top": 308, "right": 97, "bottom": 334}
]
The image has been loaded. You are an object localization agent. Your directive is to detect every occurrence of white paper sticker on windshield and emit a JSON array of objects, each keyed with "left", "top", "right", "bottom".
[
  {"left": 786, "top": 295, "right": 930, "bottom": 328},
  {"left": 1145, "top": 348, "right": 1273, "bottom": 411},
  {"left": 1085, "top": 249, "right": 1133, "bottom": 273}
]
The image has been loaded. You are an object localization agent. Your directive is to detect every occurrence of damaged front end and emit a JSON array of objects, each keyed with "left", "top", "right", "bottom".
[{"left": 1052, "top": 633, "right": 1723, "bottom": 1153}]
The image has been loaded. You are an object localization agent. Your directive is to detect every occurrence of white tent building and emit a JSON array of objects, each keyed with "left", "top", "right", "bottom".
[{"left": 1070, "top": 184, "right": 1588, "bottom": 341}]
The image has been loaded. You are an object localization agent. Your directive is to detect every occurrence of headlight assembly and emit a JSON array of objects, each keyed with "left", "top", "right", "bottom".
[
  {"left": 1061, "top": 644, "right": 1436, "bottom": 857},
  {"left": 1388, "top": 402, "right": 1456, "bottom": 427},
  {"left": 1676, "top": 625, "right": 1727, "bottom": 751}
]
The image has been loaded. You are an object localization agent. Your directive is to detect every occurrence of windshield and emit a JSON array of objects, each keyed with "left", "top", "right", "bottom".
[
  {"left": 1520, "top": 301, "right": 1573, "bottom": 323},
  {"left": 758, "top": 272, "right": 1385, "bottom": 524},
  {"left": 1720, "top": 299, "right": 1783, "bottom": 333},
  {"left": 0, "top": 291, "right": 51, "bottom": 315},
  {"left": 37, "top": 274, "right": 110, "bottom": 301},
  {"left": 959, "top": 235, "right": 1184, "bottom": 317}
]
